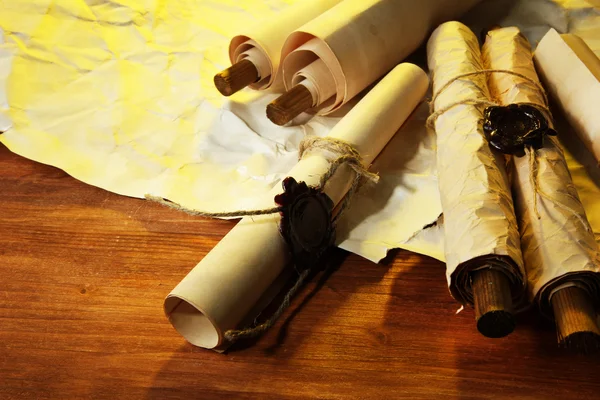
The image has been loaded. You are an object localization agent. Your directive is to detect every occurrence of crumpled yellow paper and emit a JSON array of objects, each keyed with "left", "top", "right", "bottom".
[{"left": 0, "top": 0, "right": 598, "bottom": 264}]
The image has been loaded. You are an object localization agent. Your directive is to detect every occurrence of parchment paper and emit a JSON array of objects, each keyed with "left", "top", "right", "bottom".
[
  {"left": 534, "top": 29, "right": 600, "bottom": 164},
  {"left": 228, "top": 0, "right": 342, "bottom": 91},
  {"left": 482, "top": 27, "right": 600, "bottom": 316},
  {"left": 0, "top": 0, "right": 599, "bottom": 271},
  {"left": 427, "top": 21, "right": 526, "bottom": 307},
  {"left": 164, "top": 63, "right": 429, "bottom": 349},
  {"left": 280, "top": 0, "right": 482, "bottom": 114}
]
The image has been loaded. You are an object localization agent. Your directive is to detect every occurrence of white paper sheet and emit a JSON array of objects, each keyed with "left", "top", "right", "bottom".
[{"left": 0, "top": 0, "right": 599, "bottom": 265}]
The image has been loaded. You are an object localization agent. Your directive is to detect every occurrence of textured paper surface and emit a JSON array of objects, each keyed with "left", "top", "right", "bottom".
[
  {"left": 228, "top": 0, "right": 342, "bottom": 91},
  {"left": 335, "top": 101, "right": 442, "bottom": 262},
  {"left": 554, "top": 0, "right": 600, "bottom": 55},
  {"left": 483, "top": 27, "right": 600, "bottom": 316},
  {"left": 0, "top": 1, "right": 338, "bottom": 214},
  {"left": 164, "top": 64, "right": 429, "bottom": 348},
  {"left": 427, "top": 22, "right": 526, "bottom": 307},
  {"left": 0, "top": 0, "right": 445, "bottom": 260},
  {"left": 534, "top": 29, "right": 600, "bottom": 164},
  {"left": 280, "top": 0, "right": 482, "bottom": 114},
  {"left": 0, "top": 1, "right": 599, "bottom": 269}
]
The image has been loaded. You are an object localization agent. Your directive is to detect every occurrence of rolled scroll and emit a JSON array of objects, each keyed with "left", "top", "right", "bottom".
[
  {"left": 534, "top": 29, "right": 600, "bottom": 165},
  {"left": 483, "top": 27, "right": 600, "bottom": 349},
  {"left": 213, "top": 0, "right": 342, "bottom": 96},
  {"left": 427, "top": 22, "right": 526, "bottom": 338},
  {"left": 267, "top": 0, "right": 482, "bottom": 125},
  {"left": 165, "top": 63, "right": 429, "bottom": 349}
]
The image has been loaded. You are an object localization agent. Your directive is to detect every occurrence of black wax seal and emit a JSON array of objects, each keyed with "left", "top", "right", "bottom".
[
  {"left": 274, "top": 177, "right": 335, "bottom": 269},
  {"left": 482, "top": 104, "right": 557, "bottom": 156}
]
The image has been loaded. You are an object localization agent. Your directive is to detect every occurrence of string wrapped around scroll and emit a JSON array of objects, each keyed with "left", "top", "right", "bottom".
[
  {"left": 426, "top": 21, "right": 527, "bottom": 310},
  {"left": 148, "top": 136, "right": 377, "bottom": 342},
  {"left": 159, "top": 63, "right": 429, "bottom": 350},
  {"left": 482, "top": 27, "right": 600, "bottom": 322}
]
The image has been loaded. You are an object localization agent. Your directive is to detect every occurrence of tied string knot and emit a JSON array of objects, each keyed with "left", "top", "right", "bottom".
[
  {"left": 425, "top": 69, "right": 552, "bottom": 130},
  {"left": 298, "top": 136, "right": 379, "bottom": 224},
  {"left": 147, "top": 136, "right": 378, "bottom": 343},
  {"left": 425, "top": 68, "right": 589, "bottom": 228}
]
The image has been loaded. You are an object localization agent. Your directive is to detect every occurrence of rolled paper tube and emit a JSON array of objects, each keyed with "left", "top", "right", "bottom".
[
  {"left": 534, "top": 29, "right": 600, "bottom": 164},
  {"left": 219, "top": 0, "right": 343, "bottom": 95},
  {"left": 164, "top": 63, "right": 429, "bottom": 349},
  {"left": 483, "top": 27, "right": 600, "bottom": 349},
  {"left": 280, "top": 0, "right": 482, "bottom": 116},
  {"left": 427, "top": 21, "right": 526, "bottom": 337}
]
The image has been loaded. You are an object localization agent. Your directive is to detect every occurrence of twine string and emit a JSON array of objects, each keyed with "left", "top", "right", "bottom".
[
  {"left": 426, "top": 69, "right": 553, "bottom": 130},
  {"left": 426, "top": 68, "right": 568, "bottom": 224},
  {"left": 147, "top": 137, "right": 377, "bottom": 219},
  {"left": 526, "top": 146, "right": 541, "bottom": 219},
  {"left": 525, "top": 148, "right": 590, "bottom": 230},
  {"left": 429, "top": 69, "right": 549, "bottom": 111},
  {"left": 144, "top": 196, "right": 282, "bottom": 218},
  {"left": 223, "top": 268, "right": 311, "bottom": 342},
  {"left": 147, "top": 136, "right": 377, "bottom": 343}
]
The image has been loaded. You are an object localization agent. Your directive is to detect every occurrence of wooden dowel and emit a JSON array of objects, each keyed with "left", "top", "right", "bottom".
[
  {"left": 214, "top": 59, "right": 260, "bottom": 97},
  {"left": 551, "top": 286, "right": 600, "bottom": 354},
  {"left": 471, "top": 268, "right": 515, "bottom": 338},
  {"left": 266, "top": 85, "right": 314, "bottom": 126}
]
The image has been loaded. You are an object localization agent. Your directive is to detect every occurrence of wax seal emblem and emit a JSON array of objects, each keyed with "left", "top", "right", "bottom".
[
  {"left": 274, "top": 177, "right": 335, "bottom": 268},
  {"left": 482, "top": 104, "right": 556, "bottom": 156}
]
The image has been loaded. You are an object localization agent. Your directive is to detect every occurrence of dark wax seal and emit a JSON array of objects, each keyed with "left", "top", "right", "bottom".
[
  {"left": 274, "top": 177, "right": 335, "bottom": 269},
  {"left": 482, "top": 104, "right": 557, "bottom": 156}
]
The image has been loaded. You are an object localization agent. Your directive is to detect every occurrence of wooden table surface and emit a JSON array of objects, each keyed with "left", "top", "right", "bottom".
[{"left": 1, "top": 142, "right": 599, "bottom": 400}]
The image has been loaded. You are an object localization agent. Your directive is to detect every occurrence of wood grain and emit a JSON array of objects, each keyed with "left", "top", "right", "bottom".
[
  {"left": 1, "top": 143, "right": 599, "bottom": 399},
  {"left": 214, "top": 59, "right": 260, "bottom": 97},
  {"left": 266, "top": 85, "right": 314, "bottom": 126},
  {"left": 552, "top": 286, "right": 600, "bottom": 353},
  {"left": 472, "top": 268, "right": 515, "bottom": 338}
]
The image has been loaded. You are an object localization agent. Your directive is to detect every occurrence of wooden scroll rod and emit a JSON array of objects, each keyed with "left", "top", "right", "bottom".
[
  {"left": 214, "top": 59, "right": 260, "bottom": 97},
  {"left": 471, "top": 268, "right": 516, "bottom": 338},
  {"left": 551, "top": 286, "right": 600, "bottom": 354},
  {"left": 266, "top": 84, "right": 314, "bottom": 126}
]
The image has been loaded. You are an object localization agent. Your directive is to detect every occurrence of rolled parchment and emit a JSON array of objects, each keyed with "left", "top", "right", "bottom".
[
  {"left": 427, "top": 22, "right": 526, "bottom": 332},
  {"left": 534, "top": 29, "right": 600, "bottom": 164},
  {"left": 276, "top": 0, "right": 481, "bottom": 116},
  {"left": 214, "top": 0, "right": 342, "bottom": 95},
  {"left": 483, "top": 27, "right": 600, "bottom": 342},
  {"left": 165, "top": 63, "right": 429, "bottom": 349}
]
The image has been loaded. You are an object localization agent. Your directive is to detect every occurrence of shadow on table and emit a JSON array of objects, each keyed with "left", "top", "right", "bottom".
[
  {"left": 452, "top": 309, "right": 600, "bottom": 399},
  {"left": 227, "top": 247, "right": 355, "bottom": 354},
  {"left": 146, "top": 249, "right": 400, "bottom": 399}
]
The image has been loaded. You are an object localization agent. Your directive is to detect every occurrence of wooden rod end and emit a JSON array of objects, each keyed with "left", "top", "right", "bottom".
[
  {"left": 266, "top": 85, "right": 314, "bottom": 126},
  {"left": 551, "top": 286, "right": 600, "bottom": 354},
  {"left": 471, "top": 268, "right": 515, "bottom": 338},
  {"left": 214, "top": 59, "right": 259, "bottom": 97}
]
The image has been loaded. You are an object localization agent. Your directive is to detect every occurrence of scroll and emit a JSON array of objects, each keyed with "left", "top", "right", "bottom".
[
  {"left": 266, "top": 0, "right": 482, "bottom": 125},
  {"left": 483, "top": 27, "right": 600, "bottom": 349},
  {"left": 213, "top": 0, "right": 342, "bottom": 96},
  {"left": 427, "top": 22, "right": 526, "bottom": 338},
  {"left": 164, "top": 63, "right": 429, "bottom": 349},
  {"left": 534, "top": 29, "right": 600, "bottom": 165}
]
